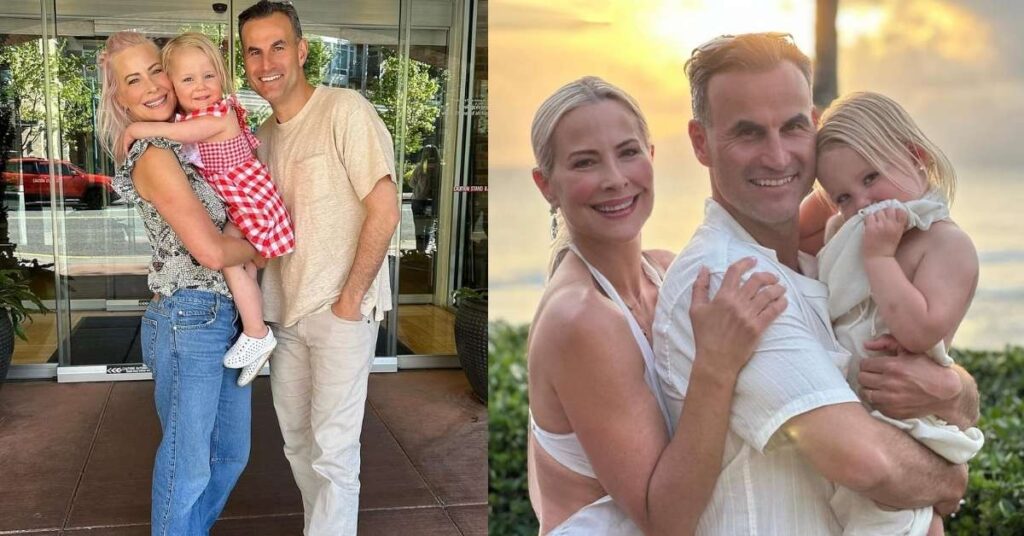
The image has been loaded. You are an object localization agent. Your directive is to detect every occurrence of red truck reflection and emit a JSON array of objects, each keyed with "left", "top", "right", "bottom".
[{"left": 1, "top": 157, "right": 120, "bottom": 210}]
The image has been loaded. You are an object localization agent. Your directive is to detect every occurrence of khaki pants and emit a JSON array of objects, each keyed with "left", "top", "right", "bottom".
[{"left": 269, "top": 307, "right": 379, "bottom": 535}]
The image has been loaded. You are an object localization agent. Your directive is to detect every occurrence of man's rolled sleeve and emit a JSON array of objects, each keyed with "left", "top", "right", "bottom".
[
  {"left": 655, "top": 251, "right": 859, "bottom": 454},
  {"left": 728, "top": 285, "right": 859, "bottom": 452}
]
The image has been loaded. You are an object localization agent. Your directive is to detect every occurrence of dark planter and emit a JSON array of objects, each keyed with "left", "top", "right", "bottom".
[
  {"left": 0, "top": 310, "right": 14, "bottom": 389},
  {"left": 454, "top": 297, "right": 487, "bottom": 403}
]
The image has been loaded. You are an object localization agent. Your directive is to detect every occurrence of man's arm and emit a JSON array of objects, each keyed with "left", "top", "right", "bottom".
[
  {"left": 860, "top": 337, "right": 980, "bottom": 429},
  {"left": 331, "top": 176, "right": 399, "bottom": 321},
  {"left": 785, "top": 402, "right": 967, "bottom": 509}
]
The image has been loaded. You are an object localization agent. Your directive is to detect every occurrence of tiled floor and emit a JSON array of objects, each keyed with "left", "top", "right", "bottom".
[{"left": 0, "top": 370, "right": 486, "bottom": 535}]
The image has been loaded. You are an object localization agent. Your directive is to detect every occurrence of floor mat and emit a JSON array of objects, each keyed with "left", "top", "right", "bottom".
[
  {"left": 49, "top": 315, "right": 142, "bottom": 364},
  {"left": 48, "top": 316, "right": 415, "bottom": 364}
]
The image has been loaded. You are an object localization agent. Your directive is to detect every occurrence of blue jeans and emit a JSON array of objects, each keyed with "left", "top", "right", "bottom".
[{"left": 141, "top": 289, "right": 251, "bottom": 536}]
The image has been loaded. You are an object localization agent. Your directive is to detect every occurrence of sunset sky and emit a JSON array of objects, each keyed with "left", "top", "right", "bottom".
[{"left": 489, "top": 0, "right": 1024, "bottom": 348}]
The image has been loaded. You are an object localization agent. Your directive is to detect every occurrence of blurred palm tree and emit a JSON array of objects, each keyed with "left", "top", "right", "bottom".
[{"left": 814, "top": 0, "right": 839, "bottom": 109}]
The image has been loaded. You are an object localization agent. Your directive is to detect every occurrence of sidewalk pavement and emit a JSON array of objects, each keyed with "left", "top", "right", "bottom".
[{"left": 0, "top": 369, "right": 486, "bottom": 535}]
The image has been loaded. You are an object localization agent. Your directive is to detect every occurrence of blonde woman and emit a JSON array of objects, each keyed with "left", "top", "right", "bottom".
[
  {"left": 98, "top": 31, "right": 260, "bottom": 535},
  {"left": 527, "top": 76, "right": 788, "bottom": 535}
]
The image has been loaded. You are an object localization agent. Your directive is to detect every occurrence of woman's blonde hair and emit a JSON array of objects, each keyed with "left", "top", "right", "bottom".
[
  {"left": 817, "top": 91, "right": 956, "bottom": 203},
  {"left": 161, "top": 32, "right": 235, "bottom": 97},
  {"left": 97, "top": 31, "right": 156, "bottom": 163},
  {"left": 530, "top": 76, "right": 651, "bottom": 275}
]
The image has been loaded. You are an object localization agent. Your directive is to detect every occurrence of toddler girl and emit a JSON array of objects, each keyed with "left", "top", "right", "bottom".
[
  {"left": 124, "top": 32, "right": 295, "bottom": 386},
  {"left": 812, "top": 91, "right": 984, "bottom": 536}
]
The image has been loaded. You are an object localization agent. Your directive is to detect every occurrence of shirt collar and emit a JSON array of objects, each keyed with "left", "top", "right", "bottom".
[
  {"left": 702, "top": 198, "right": 819, "bottom": 279},
  {"left": 703, "top": 198, "right": 775, "bottom": 255}
]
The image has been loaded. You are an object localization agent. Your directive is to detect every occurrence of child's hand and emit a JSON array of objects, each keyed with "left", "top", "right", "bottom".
[
  {"left": 122, "top": 124, "right": 140, "bottom": 157},
  {"left": 862, "top": 207, "right": 908, "bottom": 258}
]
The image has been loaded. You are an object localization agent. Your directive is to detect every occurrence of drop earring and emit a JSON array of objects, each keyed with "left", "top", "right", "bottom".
[{"left": 550, "top": 206, "right": 558, "bottom": 240}]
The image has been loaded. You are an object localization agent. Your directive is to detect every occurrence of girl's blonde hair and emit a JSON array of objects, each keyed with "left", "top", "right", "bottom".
[
  {"left": 530, "top": 76, "right": 651, "bottom": 275},
  {"left": 817, "top": 91, "right": 956, "bottom": 203},
  {"left": 97, "top": 31, "right": 156, "bottom": 163},
  {"left": 161, "top": 32, "right": 234, "bottom": 97}
]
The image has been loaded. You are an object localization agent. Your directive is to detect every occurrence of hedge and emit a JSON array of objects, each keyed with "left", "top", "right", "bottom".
[
  {"left": 489, "top": 321, "right": 537, "bottom": 536},
  {"left": 947, "top": 346, "right": 1024, "bottom": 535},
  {"left": 489, "top": 320, "right": 1024, "bottom": 535}
]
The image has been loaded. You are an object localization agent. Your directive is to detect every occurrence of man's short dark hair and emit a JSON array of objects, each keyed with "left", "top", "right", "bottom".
[{"left": 238, "top": 0, "right": 303, "bottom": 40}]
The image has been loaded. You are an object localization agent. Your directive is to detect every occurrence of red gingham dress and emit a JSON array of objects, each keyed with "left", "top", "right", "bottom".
[{"left": 176, "top": 95, "right": 295, "bottom": 258}]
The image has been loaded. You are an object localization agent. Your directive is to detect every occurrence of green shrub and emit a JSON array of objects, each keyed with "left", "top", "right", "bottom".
[
  {"left": 488, "top": 321, "right": 538, "bottom": 536},
  {"left": 947, "top": 346, "right": 1024, "bottom": 535},
  {"left": 488, "top": 322, "right": 1024, "bottom": 535}
]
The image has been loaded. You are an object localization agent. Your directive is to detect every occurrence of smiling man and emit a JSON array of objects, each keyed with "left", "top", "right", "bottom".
[
  {"left": 238, "top": 1, "right": 399, "bottom": 534},
  {"left": 652, "top": 32, "right": 976, "bottom": 534}
]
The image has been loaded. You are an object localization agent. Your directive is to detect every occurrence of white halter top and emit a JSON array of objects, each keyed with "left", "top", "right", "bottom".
[{"left": 531, "top": 244, "right": 673, "bottom": 535}]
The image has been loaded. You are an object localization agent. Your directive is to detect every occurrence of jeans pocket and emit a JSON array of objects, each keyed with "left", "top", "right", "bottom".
[
  {"left": 141, "top": 316, "right": 158, "bottom": 373},
  {"left": 173, "top": 302, "right": 218, "bottom": 330}
]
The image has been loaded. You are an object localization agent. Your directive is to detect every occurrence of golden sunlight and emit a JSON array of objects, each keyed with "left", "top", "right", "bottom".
[
  {"left": 838, "top": 0, "right": 993, "bottom": 63},
  {"left": 836, "top": 4, "right": 888, "bottom": 47},
  {"left": 645, "top": 0, "right": 816, "bottom": 63}
]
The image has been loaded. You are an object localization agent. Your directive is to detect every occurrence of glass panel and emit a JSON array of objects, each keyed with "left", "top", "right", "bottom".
[
  {"left": 392, "top": 0, "right": 462, "bottom": 357},
  {"left": 459, "top": 0, "right": 487, "bottom": 294},
  {"left": 46, "top": 2, "right": 234, "bottom": 368},
  {"left": 1, "top": 5, "right": 61, "bottom": 367}
]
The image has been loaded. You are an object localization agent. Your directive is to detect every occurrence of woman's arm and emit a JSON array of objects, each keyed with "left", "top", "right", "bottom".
[
  {"left": 542, "top": 258, "right": 785, "bottom": 535},
  {"left": 647, "top": 261, "right": 787, "bottom": 534},
  {"left": 863, "top": 209, "right": 978, "bottom": 353},
  {"left": 132, "top": 146, "right": 256, "bottom": 269}
]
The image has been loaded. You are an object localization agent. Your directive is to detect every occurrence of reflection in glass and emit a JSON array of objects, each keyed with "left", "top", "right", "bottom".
[{"left": 1, "top": 29, "right": 65, "bottom": 365}]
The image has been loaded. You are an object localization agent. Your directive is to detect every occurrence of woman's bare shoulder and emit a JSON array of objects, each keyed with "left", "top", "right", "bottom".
[
  {"left": 134, "top": 143, "right": 177, "bottom": 168},
  {"left": 132, "top": 145, "right": 187, "bottom": 200},
  {"left": 530, "top": 264, "right": 637, "bottom": 372},
  {"left": 535, "top": 272, "right": 613, "bottom": 337}
]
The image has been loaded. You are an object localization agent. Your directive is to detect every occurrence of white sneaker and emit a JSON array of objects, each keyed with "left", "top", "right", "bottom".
[
  {"left": 237, "top": 347, "right": 273, "bottom": 387},
  {"left": 223, "top": 327, "right": 277, "bottom": 368}
]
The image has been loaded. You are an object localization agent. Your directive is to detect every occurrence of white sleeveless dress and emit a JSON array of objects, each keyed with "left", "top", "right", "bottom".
[{"left": 532, "top": 244, "right": 673, "bottom": 535}]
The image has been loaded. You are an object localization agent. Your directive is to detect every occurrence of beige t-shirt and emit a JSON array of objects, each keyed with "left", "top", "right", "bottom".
[{"left": 256, "top": 86, "right": 396, "bottom": 327}]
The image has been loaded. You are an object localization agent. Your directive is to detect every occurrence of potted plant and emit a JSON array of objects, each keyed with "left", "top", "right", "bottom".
[
  {"left": 453, "top": 287, "right": 487, "bottom": 403},
  {"left": 0, "top": 85, "right": 51, "bottom": 387},
  {"left": 0, "top": 267, "right": 49, "bottom": 388}
]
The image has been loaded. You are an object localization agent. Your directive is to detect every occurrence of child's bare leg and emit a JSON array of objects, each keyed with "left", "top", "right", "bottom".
[
  {"left": 223, "top": 222, "right": 267, "bottom": 338},
  {"left": 928, "top": 511, "right": 944, "bottom": 536},
  {"left": 223, "top": 263, "right": 266, "bottom": 338}
]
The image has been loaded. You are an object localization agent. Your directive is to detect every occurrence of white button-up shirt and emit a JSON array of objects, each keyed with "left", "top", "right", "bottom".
[{"left": 653, "top": 199, "right": 859, "bottom": 535}]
